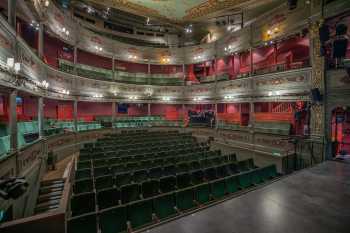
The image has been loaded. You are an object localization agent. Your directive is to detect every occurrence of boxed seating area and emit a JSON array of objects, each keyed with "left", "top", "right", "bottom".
[
  {"left": 68, "top": 130, "right": 278, "bottom": 233},
  {"left": 44, "top": 120, "right": 102, "bottom": 136},
  {"left": 254, "top": 121, "right": 291, "bottom": 136}
]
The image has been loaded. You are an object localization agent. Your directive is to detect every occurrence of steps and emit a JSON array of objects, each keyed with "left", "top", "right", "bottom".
[{"left": 35, "top": 179, "right": 65, "bottom": 214}]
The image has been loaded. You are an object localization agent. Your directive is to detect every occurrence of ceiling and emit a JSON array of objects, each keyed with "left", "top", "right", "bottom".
[
  {"left": 123, "top": 0, "right": 208, "bottom": 21},
  {"left": 82, "top": 0, "right": 262, "bottom": 24}
]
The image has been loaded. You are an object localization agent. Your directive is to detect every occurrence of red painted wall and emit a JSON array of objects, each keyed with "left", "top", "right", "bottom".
[
  {"left": 151, "top": 104, "right": 184, "bottom": 120},
  {"left": 116, "top": 60, "right": 148, "bottom": 73},
  {"left": 44, "top": 33, "right": 73, "bottom": 68},
  {"left": 22, "top": 97, "right": 38, "bottom": 119},
  {"left": 150, "top": 64, "right": 183, "bottom": 74},
  {"left": 78, "top": 102, "right": 112, "bottom": 121},
  {"left": 77, "top": 49, "right": 112, "bottom": 70},
  {"left": 126, "top": 104, "right": 148, "bottom": 116},
  {"left": 44, "top": 99, "right": 74, "bottom": 120}
]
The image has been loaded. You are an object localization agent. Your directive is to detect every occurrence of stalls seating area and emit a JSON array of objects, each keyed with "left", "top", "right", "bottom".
[
  {"left": 0, "top": 135, "right": 10, "bottom": 158},
  {"left": 217, "top": 121, "right": 248, "bottom": 131},
  {"left": 67, "top": 130, "right": 278, "bottom": 233},
  {"left": 113, "top": 116, "right": 182, "bottom": 128}
]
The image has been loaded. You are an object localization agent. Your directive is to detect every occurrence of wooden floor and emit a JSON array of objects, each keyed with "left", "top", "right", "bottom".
[{"left": 42, "top": 154, "right": 76, "bottom": 181}]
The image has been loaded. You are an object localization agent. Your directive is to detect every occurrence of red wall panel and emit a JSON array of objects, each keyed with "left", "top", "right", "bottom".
[
  {"left": 77, "top": 49, "right": 112, "bottom": 70},
  {"left": 78, "top": 102, "right": 112, "bottom": 120},
  {"left": 116, "top": 60, "right": 148, "bottom": 73}
]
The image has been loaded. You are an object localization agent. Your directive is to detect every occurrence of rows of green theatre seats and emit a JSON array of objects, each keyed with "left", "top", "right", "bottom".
[
  {"left": 113, "top": 116, "right": 182, "bottom": 128},
  {"left": 0, "top": 135, "right": 10, "bottom": 157},
  {"left": 217, "top": 121, "right": 247, "bottom": 131},
  {"left": 58, "top": 59, "right": 184, "bottom": 86},
  {"left": 68, "top": 130, "right": 278, "bottom": 233},
  {"left": 254, "top": 121, "right": 291, "bottom": 136}
]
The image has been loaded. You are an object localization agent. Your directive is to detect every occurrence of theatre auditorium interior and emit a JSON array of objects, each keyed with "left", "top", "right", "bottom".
[{"left": 0, "top": 0, "right": 350, "bottom": 232}]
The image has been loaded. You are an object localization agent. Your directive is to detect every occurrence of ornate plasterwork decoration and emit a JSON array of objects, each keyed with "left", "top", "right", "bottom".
[
  {"left": 255, "top": 75, "right": 305, "bottom": 87},
  {"left": 184, "top": 0, "right": 250, "bottom": 20},
  {"left": 89, "top": 0, "right": 250, "bottom": 23},
  {"left": 309, "top": 21, "right": 325, "bottom": 136}
]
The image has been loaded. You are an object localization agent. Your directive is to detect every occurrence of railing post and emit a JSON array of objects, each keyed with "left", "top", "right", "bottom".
[
  {"left": 8, "top": 0, "right": 17, "bottom": 28},
  {"left": 73, "top": 99, "right": 78, "bottom": 132},
  {"left": 38, "top": 96, "right": 44, "bottom": 138}
]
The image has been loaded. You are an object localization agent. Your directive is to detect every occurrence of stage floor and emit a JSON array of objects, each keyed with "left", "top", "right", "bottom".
[{"left": 145, "top": 161, "right": 350, "bottom": 233}]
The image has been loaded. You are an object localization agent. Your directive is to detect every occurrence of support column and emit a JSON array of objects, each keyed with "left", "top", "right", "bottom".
[
  {"left": 147, "top": 62, "right": 151, "bottom": 85},
  {"left": 309, "top": 21, "right": 327, "bottom": 161},
  {"left": 182, "top": 64, "right": 186, "bottom": 86},
  {"left": 249, "top": 101, "right": 254, "bottom": 127},
  {"left": 214, "top": 103, "right": 218, "bottom": 130},
  {"left": 38, "top": 23, "right": 44, "bottom": 59},
  {"left": 8, "top": 0, "right": 17, "bottom": 28},
  {"left": 112, "top": 56, "right": 115, "bottom": 81},
  {"left": 38, "top": 96, "right": 44, "bottom": 138},
  {"left": 249, "top": 47, "right": 253, "bottom": 75},
  {"left": 73, "top": 45, "right": 78, "bottom": 74},
  {"left": 73, "top": 99, "right": 78, "bottom": 132},
  {"left": 112, "top": 101, "right": 116, "bottom": 125},
  {"left": 182, "top": 104, "right": 186, "bottom": 127},
  {"left": 9, "top": 90, "right": 18, "bottom": 151},
  {"left": 148, "top": 103, "right": 151, "bottom": 116}
]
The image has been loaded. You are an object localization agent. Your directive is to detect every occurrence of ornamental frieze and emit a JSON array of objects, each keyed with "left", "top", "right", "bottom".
[
  {"left": 255, "top": 75, "right": 305, "bottom": 88},
  {"left": 18, "top": 141, "right": 43, "bottom": 174}
]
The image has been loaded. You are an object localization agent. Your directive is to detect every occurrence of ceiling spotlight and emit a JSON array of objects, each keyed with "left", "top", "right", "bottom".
[
  {"left": 93, "top": 94, "right": 103, "bottom": 98},
  {"left": 7, "top": 58, "right": 14, "bottom": 68},
  {"left": 44, "top": 0, "right": 50, "bottom": 7},
  {"left": 14, "top": 63, "right": 21, "bottom": 73}
]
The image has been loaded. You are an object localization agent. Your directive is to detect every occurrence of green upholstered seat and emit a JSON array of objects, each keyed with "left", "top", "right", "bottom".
[
  {"left": 67, "top": 212, "right": 97, "bottom": 233},
  {"left": 153, "top": 193, "right": 176, "bottom": 220},
  {"left": 71, "top": 192, "right": 95, "bottom": 216},
  {"left": 225, "top": 175, "right": 239, "bottom": 193},
  {"left": 176, "top": 187, "right": 195, "bottom": 211},
  {"left": 210, "top": 178, "right": 226, "bottom": 199},
  {"left": 77, "top": 161, "right": 91, "bottom": 170},
  {"left": 95, "top": 175, "right": 114, "bottom": 191},
  {"left": 121, "top": 183, "right": 140, "bottom": 204},
  {"left": 99, "top": 205, "right": 127, "bottom": 233},
  {"left": 94, "top": 166, "right": 111, "bottom": 177},
  {"left": 97, "top": 188, "right": 120, "bottom": 210},
  {"left": 134, "top": 169, "right": 149, "bottom": 183},
  {"left": 204, "top": 167, "right": 218, "bottom": 181},
  {"left": 176, "top": 173, "right": 192, "bottom": 189},
  {"left": 191, "top": 170, "right": 205, "bottom": 185},
  {"left": 76, "top": 169, "right": 91, "bottom": 180},
  {"left": 195, "top": 183, "right": 211, "bottom": 204},
  {"left": 238, "top": 172, "right": 252, "bottom": 189},
  {"left": 127, "top": 199, "right": 153, "bottom": 229},
  {"left": 160, "top": 176, "right": 176, "bottom": 193},
  {"left": 141, "top": 179, "right": 160, "bottom": 198},
  {"left": 73, "top": 178, "right": 93, "bottom": 194}
]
